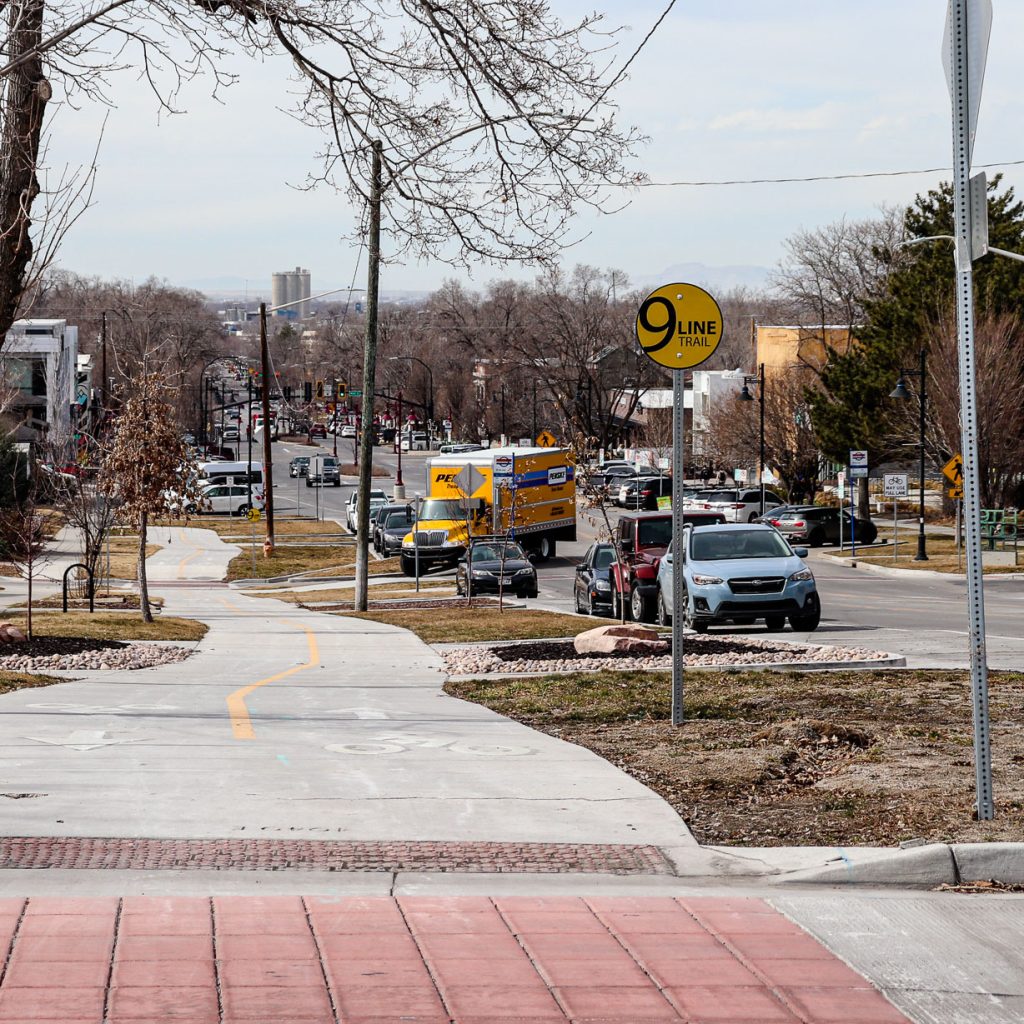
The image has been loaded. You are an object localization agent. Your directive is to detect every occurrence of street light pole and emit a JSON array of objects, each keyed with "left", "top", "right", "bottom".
[
  {"left": 395, "top": 388, "right": 404, "bottom": 490},
  {"left": 258, "top": 303, "right": 275, "bottom": 552},
  {"left": 889, "top": 348, "right": 929, "bottom": 561},
  {"left": 739, "top": 363, "right": 766, "bottom": 514}
]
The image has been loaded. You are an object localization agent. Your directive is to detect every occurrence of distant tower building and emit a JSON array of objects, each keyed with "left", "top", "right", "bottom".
[{"left": 271, "top": 266, "right": 311, "bottom": 319}]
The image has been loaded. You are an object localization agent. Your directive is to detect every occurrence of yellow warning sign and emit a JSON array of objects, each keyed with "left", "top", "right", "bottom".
[
  {"left": 635, "top": 283, "right": 724, "bottom": 370},
  {"left": 949, "top": 485, "right": 963, "bottom": 500},
  {"left": 535, "top": 430, "right": 557, "bottom": 448},
  {"left": 942, "top": 453, "right": 963, "bottom": 486},
  {"left": 246, "top": 508, "right": 262, "bottom": 522}
]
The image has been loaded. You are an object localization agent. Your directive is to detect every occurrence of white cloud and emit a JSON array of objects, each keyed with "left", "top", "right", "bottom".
[{"left": 709, "top": 104, "right": 844, "bottom": 134}]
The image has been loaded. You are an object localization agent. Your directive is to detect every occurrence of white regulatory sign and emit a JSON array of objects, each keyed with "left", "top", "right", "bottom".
[{"left": 883, "top": 474, "right": 909, "bottom": 498}]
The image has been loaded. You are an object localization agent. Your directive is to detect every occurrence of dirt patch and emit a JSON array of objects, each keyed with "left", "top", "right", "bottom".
[{"left": 445, "top": 668, "right": 1024, "bottom": 846}]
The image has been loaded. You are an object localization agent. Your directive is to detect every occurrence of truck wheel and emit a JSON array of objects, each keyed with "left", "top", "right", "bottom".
[
  {"left": 400, "top": 555, "right": 417, "bottom": 577},
  {"left": 631, "top": 587, "right": 652, "bottom": 623},
  {"left": 535, "top": 536, "right": 554, "bottom": 562}
]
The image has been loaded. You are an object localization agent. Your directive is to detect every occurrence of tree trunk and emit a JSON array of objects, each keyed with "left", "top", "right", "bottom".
[
  {"left": 857, "top": 476, "right": 870, "bottom": 521},
  {"left": 26, "top": 557, "right": 32, "bottom": 641},
  {"left": 0, "top": 0, "right": 49, "bottom": 339},
  {"left": 138, "top": 510, "right": 152, "bottom": 622}
]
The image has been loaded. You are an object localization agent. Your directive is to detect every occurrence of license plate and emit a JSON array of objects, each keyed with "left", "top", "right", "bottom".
[{"left": 500, "top": 578, "right": 513, "bottom": 586}]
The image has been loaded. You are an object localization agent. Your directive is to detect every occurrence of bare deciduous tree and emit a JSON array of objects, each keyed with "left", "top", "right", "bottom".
[{"left": 100, "top": 373, "right": 199, "bottom": 621}]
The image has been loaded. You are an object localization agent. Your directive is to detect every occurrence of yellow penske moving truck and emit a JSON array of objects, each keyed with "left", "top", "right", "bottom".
[{"left": 400, "top": 446, "right": 576, "bottom": 576}]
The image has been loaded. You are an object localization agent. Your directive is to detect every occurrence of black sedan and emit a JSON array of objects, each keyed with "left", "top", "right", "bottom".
[
  {"left": 455, "top": 540, "right": 538, "bottom": 599},
  {"left": 289, "top": 456, "right": 310, "bottom": 478},
  {"left": 774, "top": 506, "right": 878, "bottom": 546},
  {"left": 375, "top": 506, "right": 416, "bottom": 557},
  {"left": 573, "top": 542, "right": 616, "bottom": 615}
]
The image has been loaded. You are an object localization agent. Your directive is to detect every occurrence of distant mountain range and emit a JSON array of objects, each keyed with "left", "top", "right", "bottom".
[{"left": 633, "top": 262, "right": 771, "bottom": 292}]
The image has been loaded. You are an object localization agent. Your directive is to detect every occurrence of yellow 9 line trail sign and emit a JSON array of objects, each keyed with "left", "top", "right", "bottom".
[{"left": 635, "top": 283, "right": 724, "bottom": 369}]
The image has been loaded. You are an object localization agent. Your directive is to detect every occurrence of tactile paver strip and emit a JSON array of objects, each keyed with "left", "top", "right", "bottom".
[
  {"left": 0, "top": 896, "right": 913, "bottom": 1023},
  {"left": 0, "top": 838, "right": 672, "bottom": 875}
]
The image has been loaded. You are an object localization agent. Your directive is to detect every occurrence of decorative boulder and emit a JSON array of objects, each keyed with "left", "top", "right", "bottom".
[
  {"left": 574, "top": 624, "right": 669, "bottom": 656},
  {"left": 0, "top": 623, "right": 27, "bottom": 643}
]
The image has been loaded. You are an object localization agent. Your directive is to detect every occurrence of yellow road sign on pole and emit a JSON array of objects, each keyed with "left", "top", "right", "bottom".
[
  {"left": 942, "top": 452, "right": 963, "bottom": 486},
  {"left": 635, "top": 283, "right": 723, "bottom": 369},
  {"left": 247, "top": 508, "right": 262, "bottom": 522},
  {"left": 535, "top": 430, "right": 557, "bottom": 448}
]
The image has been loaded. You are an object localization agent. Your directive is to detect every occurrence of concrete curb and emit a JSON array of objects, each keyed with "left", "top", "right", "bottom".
[
  {"left": 229, "top": 571, "right": 407, "bottom": 588},
  {"left": 663, "top": 841, "right": 1024, "bottom": 887}
]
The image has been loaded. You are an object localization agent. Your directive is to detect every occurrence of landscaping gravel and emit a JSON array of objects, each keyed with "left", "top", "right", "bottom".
[
  {"left": 443, "top": 634, "right": 893, "bottom": 675},
  {"left": 0, "top": 637, "right": 194, "bottom": 672}
]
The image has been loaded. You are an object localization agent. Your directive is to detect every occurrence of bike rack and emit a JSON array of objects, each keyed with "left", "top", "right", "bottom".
[{"left": 62, "top": 563, "right": 95, "bottom": 614}]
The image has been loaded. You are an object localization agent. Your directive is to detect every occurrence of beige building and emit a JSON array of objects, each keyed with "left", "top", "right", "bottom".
[{"left": 754, "top": 325, "right": 855, "bottom": 377}]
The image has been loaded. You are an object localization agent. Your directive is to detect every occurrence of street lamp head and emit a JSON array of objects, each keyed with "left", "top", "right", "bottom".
[
  {"left": 739, "top": 384, "right": 754, "bottom": 402},
  {"left": 889, "top": 378, "right": 910, "bottom": 400}
]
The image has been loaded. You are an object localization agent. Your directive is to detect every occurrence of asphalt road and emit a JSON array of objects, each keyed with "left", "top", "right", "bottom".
[{"left": 261, "top": 434, "right": 1024, "bottom": 669}]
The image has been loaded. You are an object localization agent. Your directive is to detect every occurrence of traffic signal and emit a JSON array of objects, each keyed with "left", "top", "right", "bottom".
[
  {"left": 337, "top": 381, "right": 346, "bottom": 400},
  {"left": 315, "top": 380, "right": 325, "bottom": 400},
  {"left": 304, "top": 381, "right": 313, "bottom": 402}
]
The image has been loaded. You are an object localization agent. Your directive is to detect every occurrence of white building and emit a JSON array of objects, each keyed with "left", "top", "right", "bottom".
[{"left": 1, "top": 319, "right": 79, "bottom": 446}]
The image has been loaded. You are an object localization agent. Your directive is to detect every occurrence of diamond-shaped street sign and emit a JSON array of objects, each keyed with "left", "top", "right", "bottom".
[
  {"left": 942, "top": 452, "right": 964, "bottom": 486},
  {"left": 453, "top": 464, "right": 487, "bottom": 498},
  {"left": 942, "top": 0, "right": 992, "bottom": 165}
]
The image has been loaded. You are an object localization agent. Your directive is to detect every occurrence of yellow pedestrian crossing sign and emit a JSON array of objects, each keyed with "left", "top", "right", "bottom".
[{"left": 536, "top": 430, "right": 557, "bottom": 448}]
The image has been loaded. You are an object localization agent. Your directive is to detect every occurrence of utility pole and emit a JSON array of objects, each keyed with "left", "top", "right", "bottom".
[
  {"left": 395, "top": 388, "right": 404, "bottom": 497},
  {"left": 246, "top": 374, "right": 253, "bottom": 507},
  {"left": 100, "top": 311, "right": 108, "bottom": 429},
  {"left": 354, "top": 140, "right": 382, "bottom": 612},
  {"left": 259, "top": 303, "right": 275, "bottom": 551}
]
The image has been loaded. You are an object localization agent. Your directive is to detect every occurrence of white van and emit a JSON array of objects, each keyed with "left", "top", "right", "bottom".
[{"left": 197, "top": 462, "right": 265, "bottom": 505}]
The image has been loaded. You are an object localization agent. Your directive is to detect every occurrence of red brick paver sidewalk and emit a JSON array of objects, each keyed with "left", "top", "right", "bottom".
[{"left": 0, "top": 895, "right": 911, "bottom": 1023}]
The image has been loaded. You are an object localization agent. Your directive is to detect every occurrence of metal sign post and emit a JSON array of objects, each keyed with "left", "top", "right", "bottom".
[
  {"left": 635, "top": 282, "right": 724, "bottom": 727},
  {"left": 947, "top": 0, "right": 994, "bottom": 819},
  {"left": 883, "top": 474, "right": 909, "bottom": 561}
]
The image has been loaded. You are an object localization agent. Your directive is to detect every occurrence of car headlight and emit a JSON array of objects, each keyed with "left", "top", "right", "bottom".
[
  {"left": 789, "top": 568, "right": 814, "bottom": 582},
  {"left": 471, "top": 569, "right": 492, "bottom": 578},
  {"left": 515, "top": 567, "right": 534, "bottom": 575},
  {"left": 442, "top": 538, "right": 463, "bottom": 548},
  {"left": 595, "top": 579, "right": 611, "bottom": 591},
  {"left": 401, "top": 538, "right": 415, "bottom": 548},
  {"left": 690, "top": 573, "right": 724, "bottom": 586}
]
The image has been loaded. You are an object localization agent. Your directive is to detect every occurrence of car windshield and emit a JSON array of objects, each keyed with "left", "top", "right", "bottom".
[
  {"left": 636, "top": 518, "right": 672, "bottom": 547},
  {"left": 691, "top": 529, "right": 792, "bottom": 561},
  {"left": 385, "top": 510, "right": 415, "bottom": 529},
  {"left": 593, "top": 547, "right": 616, "bottom": 569},
  {"left": 293, "top": 457, "right": 309, "bottom": 465},
  {"left": 419, "top": 499, "right": 468, "bottom": 520},
  {"left": 472, "top": 543, "right": 525, "bottom": 562}
]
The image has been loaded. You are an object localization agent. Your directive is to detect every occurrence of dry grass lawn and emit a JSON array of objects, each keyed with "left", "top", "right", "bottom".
[
  {"left": 5, "top": 612, "right": 207, "bottom": 642},
  {"left": 160, "top": 517, "right": 345, "bottom": 540},
  {"left": 850, "top": 535, "right": 1020, "bottom": 574},
  {"left": 0, "top": 671, "right": 64, "bottom": 696},
  {"left": 447, "top": 668, "right": 1024, "bottom": 847},
  {"left": 243, "top": 579, "right": 452, "bottom": 604},
  {"left": 343, "top": 606, "right": 587, "bottom": 644},
  {"left": 226, "top": 544, "right": 357, "bottom": 580}
]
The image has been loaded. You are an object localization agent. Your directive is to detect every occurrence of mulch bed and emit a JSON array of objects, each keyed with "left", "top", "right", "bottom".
[{"left": 1, "top": 637, "right": 127, "bottom": 656}]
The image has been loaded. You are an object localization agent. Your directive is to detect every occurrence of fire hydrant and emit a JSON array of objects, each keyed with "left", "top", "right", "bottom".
[{"left": 263, "top": 539, "right": 274, "bottom": 559}]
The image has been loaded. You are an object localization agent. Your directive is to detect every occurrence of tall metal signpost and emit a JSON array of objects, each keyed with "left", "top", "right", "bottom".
[
  {"left": 945, "top": 0, "right": 994, "bottom": 818},
  {"left": 635, "top": 283, "right": 723, "bottom": 726}
]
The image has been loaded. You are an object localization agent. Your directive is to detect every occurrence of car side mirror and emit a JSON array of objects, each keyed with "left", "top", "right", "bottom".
[{"left": 793, "top": 547, "right": 809, "bottom": 558}]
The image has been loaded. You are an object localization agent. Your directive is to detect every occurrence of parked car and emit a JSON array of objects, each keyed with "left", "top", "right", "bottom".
[
  {"left": 752, "top": 504, "right": 810, "bottom": 526},
  {"left": 573, "top": 542, "right": 617, "bottom": 615},
  {"left": 616, "top": 474, "right": 673, "bottom": 510},
  {"left": 439, "top": 442, "right": 485, "bottom": 455},
  {"left": 455, "top": 537, "right": 538, "bottom": 599},
  {"left": 189, "top": 483, "right": 265, "bottom": 517},
  {"left": 773, "top": 507, "right": 878, "bottom": 547},
  {"left": 289, "top": 456, "right": 310, "bottom": 478},
  {"left": 656, "top": 523, "right": 819, "bottom": 633},
  {"left": 306, "top": 455, "right": 341, "bottom": 487},
  {"left": 309, "top": 423, "right": 327, "bottom": 438},
  {"left": 591, "top": 462, "right": 642, "bottom": 488},
  {"left": 611, "top": 509, "right": 727, "bottom": 622},
  {"left": 686, "top": 487, "right": 786, "bottom": 523},
  {"left": 346, "top": 489, "right": 389, "bottom": 532},
  {"left": 376, "top": 506, "right": 417, "bottom": 557},
  {"left": 340, "top": 424, "right": 357, "bottom": 439}
]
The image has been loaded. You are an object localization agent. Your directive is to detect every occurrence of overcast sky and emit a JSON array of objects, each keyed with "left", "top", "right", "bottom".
[{"left": 47, "top": 0, "right": 1024, "bottom": 299}]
